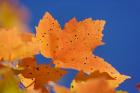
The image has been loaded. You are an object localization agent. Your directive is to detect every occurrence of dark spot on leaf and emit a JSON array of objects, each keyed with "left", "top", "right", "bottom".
[
  {"left": 29, "top": 73, "right": 32, "bottom": 75},
  {"left": 36, "top": 67, "right": 39, "bottom": 71},
  {"left": 71, "top": 85, "right": 74, "bottom": 88}
]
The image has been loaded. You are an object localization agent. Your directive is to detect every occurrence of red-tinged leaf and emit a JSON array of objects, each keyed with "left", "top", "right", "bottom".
[{"left": 19, "top": 57, "right": 67, "bottom": 93}]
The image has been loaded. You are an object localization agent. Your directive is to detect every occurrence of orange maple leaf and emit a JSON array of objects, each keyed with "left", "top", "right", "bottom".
[{"left": 36, "top": 12, "right": 129, "bottom": 88}]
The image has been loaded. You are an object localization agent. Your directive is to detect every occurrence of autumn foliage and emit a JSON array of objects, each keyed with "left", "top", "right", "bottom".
[{"left": 0, "top": 1, "right": 130, "bottom": 93}]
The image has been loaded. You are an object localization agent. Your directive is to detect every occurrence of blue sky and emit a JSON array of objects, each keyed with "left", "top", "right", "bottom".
[{"left": 20, "top": 0, "right": 140, "bottom": 93}]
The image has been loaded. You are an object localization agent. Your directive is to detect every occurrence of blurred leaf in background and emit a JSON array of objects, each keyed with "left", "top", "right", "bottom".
[
  {"left": 0, "top": 66, "right": 23, "bottom": 93},
  {"left": 0, "top": 0, "right": 29, "bottom": 28}
]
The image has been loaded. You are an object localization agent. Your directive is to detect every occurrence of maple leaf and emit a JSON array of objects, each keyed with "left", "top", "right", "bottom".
[
  {"left": 0, "top": 28, "right": 39, "bottom": 62},
  {"left": 36, "top": 12, "right": 129, "bottom": 88},
  {"left": 18, "top": 57, "right": 67, "bottom": 93}
]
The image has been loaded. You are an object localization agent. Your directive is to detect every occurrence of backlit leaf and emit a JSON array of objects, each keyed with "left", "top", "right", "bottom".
[{"left": 36, "top": 12, "right": 129, "bottom": 88}]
